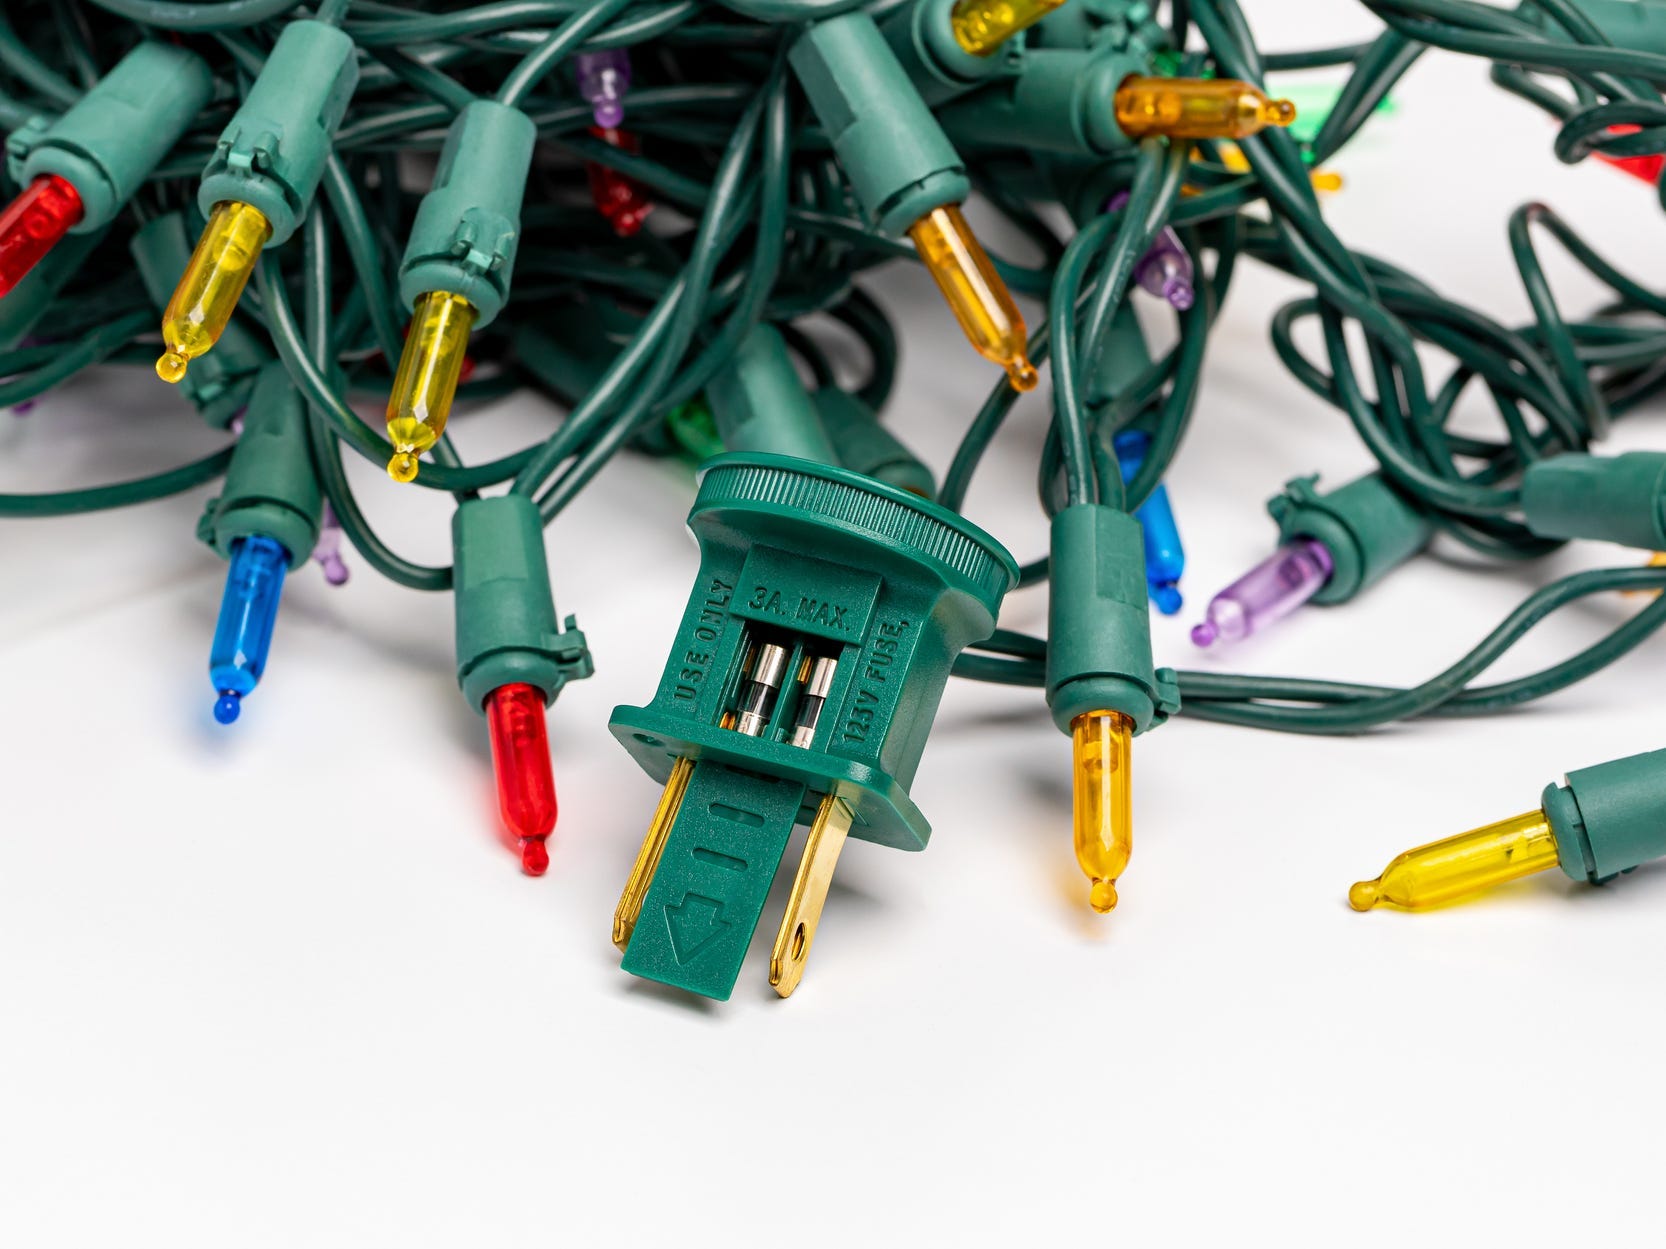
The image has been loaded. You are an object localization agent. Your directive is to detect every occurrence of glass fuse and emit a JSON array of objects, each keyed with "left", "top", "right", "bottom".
[{"left": 735, "top": 642, "right": 791, "bottom": 737}]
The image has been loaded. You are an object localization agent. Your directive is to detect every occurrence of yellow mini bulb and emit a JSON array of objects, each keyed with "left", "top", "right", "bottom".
[
  {"left": 386, "top": 290, "right": 477, "bottom": 483},
  {"left": 1218, "top": 143, "right": 1341, "bottom": 192},
  {"left": 156, "top": 201, "right": 271, "bottom": 384},
  {"left": 1349, "top": 810, "right": 1561, "bottom": 912},
  {"left": 1072, "top": 710, "right": 1133, "bottom": 913},
  {"left": 1115, "top": 76, "right": 1296, "bottom": 141},
  {"left": 950, "top": 0, "right": 1067, "bottom": 57},
  {"left": 908, "top": 203, "right": 1038, "bottom": 392}
]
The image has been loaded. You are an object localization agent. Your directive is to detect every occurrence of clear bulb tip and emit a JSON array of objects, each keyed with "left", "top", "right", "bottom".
[
  {"left": 1190, "top": 620, "right": 1219, "bottom": 647},
  {"left": 1348, "top": 879, "right": 1381, "bottom": 911},
  {"left": 387, "top": 451, "right": 420, "bottom": 483},
  {"left": 156, "top": 351, "right": 188, "bottom": 384},
  {"left": 213, "top": 692, "right": 242, "bottom": 725},
  {"left": 1089, "top": 878, "right": 1119, "bottom": 913},
  {"left": 520, "top": 837, "right": 550, "bottom": 876}
]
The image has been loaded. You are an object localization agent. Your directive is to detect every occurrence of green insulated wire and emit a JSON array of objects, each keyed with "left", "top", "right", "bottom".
[{"left": 4, "top": 0, "right": 1666, "bottom": 737}]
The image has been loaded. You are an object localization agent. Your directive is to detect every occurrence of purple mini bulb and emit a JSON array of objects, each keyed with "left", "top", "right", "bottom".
[
  {"left": 575, "top": 49, "right": 631, "bottom": 129},
  {"left": 1108, "top": 191, "right": 1196, "bottom": 311},
  {"left": 313, "top": 503, "right": 349, "bottom": 586},
  {"left": 1190, "top": 537, "right": 1334, "bottom": 648}
]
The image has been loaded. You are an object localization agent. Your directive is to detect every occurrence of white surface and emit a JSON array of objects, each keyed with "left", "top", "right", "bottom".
[{"left": 5, "top": 5, "right": 1666, "bottom": 1245}]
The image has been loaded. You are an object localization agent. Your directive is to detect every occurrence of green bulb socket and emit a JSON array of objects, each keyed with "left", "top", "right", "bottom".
[
  {"left": 611, "top": 452, "right": 1016, "bottom": 999},
  {"left": 1044, "top": 503, "right": 1179, "bottom": 733},
  {"left": 1086, "top": 298, "right": 1153, "bottom": 409},
  {"left": 198, "top": 19, "right": 359, "bottom": 246},
  {"left": 0, "top": 227, "right": 105, "bottom": 353},
  {"left": 398, "top": 101, "right": 536, "bottom": 327},
  {"left": 1521, "top": 452, "right": 1666, "bottom": 551},
  {"left": 131, "top": 213, "right": 268, "bottom": 427},
  {"left": 452, "top": 493, "right": 592, "bottom": 712},
  {"left": 1514, "top": 0, "right": 1666, "bottom": 54},
  {"left": 197, "top": 362, "right": 322, "bottom": 568},
  {"left": 6, "top": 42, "right": 213, "bottom": 233},
  {"left": 1268, "top": 471, "right": 1432, "bottom": 606},
  {"left": 1543, "top": 747, "right": 1666, "bottom": 884},
  {"left": 789, "top": 12, "right": 971, "bottom": 237},
  {"left": 813, "top": 388, "right": 937, "bottom": 498},
  {"left": 706, "top": 323, "right": 839, "bottom": 464},
  {"left": 1031, "top": 0, "right": 1168, "bottom": 54},
  {"left": 937, "top": 47, "right": 1146, "bottom": 156},
  {"left": 877, "top": 0, "right": 1025, "bottom": 106}
]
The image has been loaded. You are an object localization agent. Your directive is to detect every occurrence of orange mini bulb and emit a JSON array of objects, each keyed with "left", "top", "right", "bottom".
[
  {"left": 1071, "top": 710, "right": 1134, "bottom": 913},
  {"left": 1115, "top": 77, "right": 1296, "bottom": 141},
  {"left": 909, "top": 204, "right": 1038, "bottom": 392}
]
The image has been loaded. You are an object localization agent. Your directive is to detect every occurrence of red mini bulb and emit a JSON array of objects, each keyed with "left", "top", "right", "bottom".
[
  {"left": 587, "top": 127, "right": 654, "bottom": 238},
  {"left": 1593, "top": 125, "right": 1665, "bottom": 184},
  {"left": 486, "top": 682, "right": 558, "bottom": 875},
  {"left": 0, "top": 176, "right": 84, "bottom": 298}
]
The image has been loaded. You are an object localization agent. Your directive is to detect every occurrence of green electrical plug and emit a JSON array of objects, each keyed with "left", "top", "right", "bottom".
[
  {"left": 453, "top": 493, "right": 593, "bottom": 876},
  {"left": 610, "top": 454, "right": 1016, "bottom": 1001},
  {"left": 1352, "top": 746, "right": 1666, "bottom": 910},
  {"left": 158, "top": 19, "right": 359, "bottom": 386}
]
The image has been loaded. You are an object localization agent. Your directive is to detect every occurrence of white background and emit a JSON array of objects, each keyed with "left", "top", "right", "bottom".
[{"left": 4, "top": 4, "right": 1666, "bottom": 1245}]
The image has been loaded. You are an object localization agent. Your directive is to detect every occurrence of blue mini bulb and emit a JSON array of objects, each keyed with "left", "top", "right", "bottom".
[
  {"left": 1114, "top": 430, "right": 1186, "bottom": 615},
  {"left": 209, "top": 534, "right": 289, "bottom": 724}
]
